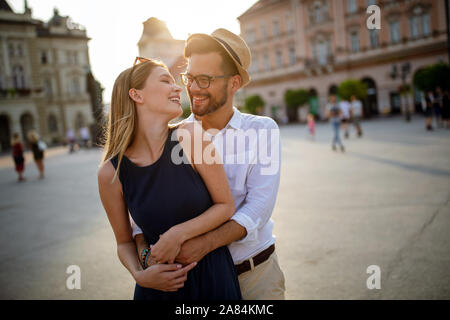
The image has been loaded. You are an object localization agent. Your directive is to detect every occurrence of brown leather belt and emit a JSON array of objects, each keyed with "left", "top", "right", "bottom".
[{"left": 235, "top": 244, "right": 275, "bottom": 276}]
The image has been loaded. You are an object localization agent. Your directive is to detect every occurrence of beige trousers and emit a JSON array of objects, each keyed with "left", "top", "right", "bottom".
[{"left": 237, "top": 251, "right": 286, "bottom": 300}]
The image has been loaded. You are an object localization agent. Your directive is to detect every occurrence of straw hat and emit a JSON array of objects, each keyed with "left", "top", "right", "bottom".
[{"left": 186, "top": 28, "right": 251, "bottom": 87}]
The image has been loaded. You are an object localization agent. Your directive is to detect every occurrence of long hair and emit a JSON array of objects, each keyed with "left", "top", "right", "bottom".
[{"left": 99, "top": 58, "right": 167, "bottom": 183}]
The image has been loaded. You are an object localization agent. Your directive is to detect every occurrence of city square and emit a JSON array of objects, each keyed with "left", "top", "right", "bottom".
[{"left": 0, "top": 116, "right": 449, "bottom": 299}]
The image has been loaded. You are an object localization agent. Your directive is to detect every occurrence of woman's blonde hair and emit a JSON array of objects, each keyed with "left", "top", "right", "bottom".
[
  {"left": 27, "top": 130, "right": 39, "bottom": 144},
  {"left": 100, "top": 58, "right": 168, "bottom": 183}
]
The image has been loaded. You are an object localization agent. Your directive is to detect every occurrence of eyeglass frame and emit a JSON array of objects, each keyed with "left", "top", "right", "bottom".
[{"left": 180, "top": 72, "right": 236, "bottom": 89}]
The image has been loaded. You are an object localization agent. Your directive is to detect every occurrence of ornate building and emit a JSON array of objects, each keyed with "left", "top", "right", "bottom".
[
  {"left": 0, "top": 1, "right": 100, "bottom": 151},
  {"left": 137, "top": 17, "right": 190, "bottom": 109},
  {"left": 238, "top": 0, "right": 449, "bottom": 121}
]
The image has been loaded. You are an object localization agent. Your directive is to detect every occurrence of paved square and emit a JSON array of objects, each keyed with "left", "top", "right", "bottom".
[{"left": 0, "top": 116, "right": 449, "bottom": 299}]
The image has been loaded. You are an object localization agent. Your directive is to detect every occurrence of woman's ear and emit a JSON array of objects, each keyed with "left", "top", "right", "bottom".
[{"left": 129, "top": 88, "right": 144, "bottom": 104}]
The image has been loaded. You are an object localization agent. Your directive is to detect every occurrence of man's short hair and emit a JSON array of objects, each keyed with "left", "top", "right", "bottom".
[{"left": 184, "top": 37, "right": 239, "bottom": 76}]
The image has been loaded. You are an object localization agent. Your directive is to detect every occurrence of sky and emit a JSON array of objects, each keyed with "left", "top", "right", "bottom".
[{"left": 8, "top": 0, "right": 258, "bottom": 103}]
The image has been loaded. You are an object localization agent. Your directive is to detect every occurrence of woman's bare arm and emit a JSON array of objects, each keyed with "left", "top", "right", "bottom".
[
  {"left": 150, "top": 123, "right": 235, "bottom": 263},
  {"left": 97, "top": 160, "right": 196, "bottom": 291}
]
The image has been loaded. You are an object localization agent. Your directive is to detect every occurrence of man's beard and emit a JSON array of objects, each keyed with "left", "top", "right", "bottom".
[{"left": 190, "top": 83, "right": 228, "bottom": 117}]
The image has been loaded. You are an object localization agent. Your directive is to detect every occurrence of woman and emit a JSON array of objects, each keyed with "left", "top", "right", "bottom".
[
  {"left": 97, "top": 57, "right": 241, "bottom": 300},
  {"left": 11, "top": 133, "right": 26, "bottom": 182},
  {"left": 27, "top": 130, "right": 45, "bottom": 179},
  {"left": 425, "top": 91, "right": 434, "bottom": 131}
]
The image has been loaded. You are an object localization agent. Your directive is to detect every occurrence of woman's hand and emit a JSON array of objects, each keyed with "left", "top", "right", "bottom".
[
  {"left": 134, "top": 262, "right": 197, "bottom": 292},
  {"left": 150, "top": 227, "right": 185, "bottom": 264}
]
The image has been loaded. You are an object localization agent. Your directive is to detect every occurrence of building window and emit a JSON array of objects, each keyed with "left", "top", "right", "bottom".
[
  {"left": 350, "top": 31, "right": 359, "bottom": 53},
  {"left": 366, "top": 0, "right": 376, "bottom": 6},
  {"left": 44, "top": 78, "right": 52, "bottom": 97},
  {"left": 369, "top": 29, "right": 379, "bottom": 48},
  {"left": 41, "top": 51, "right": 48, "bottom": 64},
  {"left": 409, "top": 15, "right": 419, "bottom": 38},
  {"left": 289, "top": 47, "right": 296, "bottom": 65},
  {"left": 12, "top": 66, "right": 25, "bottom": 89},
  {"left": 72, "top": 77, "right": 80, "bottom": 95},
  {"left": 48, "top": 114, "right": 58, "bottom": 133},
  {"left": 261, "top": 23, "right": 267, "bottom": 40},
  {"left": 422, "top": 13, "right": 430, "bottom": 36},
  {"left": 251, "top": 54, "right": 259, "bottom": 73},
  {"left": 286, "top": 14, "right": 293, "bottom": 33},
  {"left": 347, "top": 0, "right": 357, "bottom": 13},
  {"left": 263, "top": 53, "right": 270, "bottom": 71},
  {"left": 389, "top": 20, "right": 400, "bottom": 43},
  {"left": 17, "top": 44, "right": 23, "bottom": 57},
  {"left": 246, "top": 28, "right": 256, "bottom": 44},
  {"left": 276, "top": 50, "right": 283, "bottom": 68},
  {"left": 273, "top": 20, "right": 280, "bottom": 36},
  {"left": 8, "top": 44, "right": 14, "bottom": 57}
]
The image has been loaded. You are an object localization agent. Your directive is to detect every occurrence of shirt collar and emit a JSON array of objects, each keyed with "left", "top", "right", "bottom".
[{"left": 185, "top": 106, "right": 242, "bottom": 130}]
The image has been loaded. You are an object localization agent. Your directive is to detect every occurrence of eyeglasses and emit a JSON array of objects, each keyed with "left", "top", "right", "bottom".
[
  {"left": 133, "top": 56, "right": 150, "bottom": 66},
  {"left": 180, "top": 73, "right": 234, "bottom": 89}
]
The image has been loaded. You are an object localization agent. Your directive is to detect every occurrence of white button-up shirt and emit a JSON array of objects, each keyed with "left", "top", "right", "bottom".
[{"left": 132, "top": 107, "right": 281, "bottom": 264}]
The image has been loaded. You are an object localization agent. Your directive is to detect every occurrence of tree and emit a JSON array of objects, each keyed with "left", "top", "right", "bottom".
[
  {"left": 244, "top": 94, "right": 265, "bottom": 115},
  {"left": 413, "top": 63, "right": 450, "bottom": 92},
  {"left": 284, "top": 89, "right": 309, "bottom": 122},
  {"left": 337, "top": 79, "right": 367, "bottom": 101}
]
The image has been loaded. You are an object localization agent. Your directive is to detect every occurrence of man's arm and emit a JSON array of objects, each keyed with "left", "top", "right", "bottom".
[
  {"left": 175, "top": 220, "right": 246, "bottom": 265},
  {"left": 176, "top": 119, "right": 281, "bottom": 264}
]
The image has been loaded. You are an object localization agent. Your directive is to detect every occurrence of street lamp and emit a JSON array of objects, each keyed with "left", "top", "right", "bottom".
[{"left": 390, "top": 62, "right": 412, "bottom": 122}]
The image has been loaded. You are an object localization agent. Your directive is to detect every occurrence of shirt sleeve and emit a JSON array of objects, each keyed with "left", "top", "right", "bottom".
[
  {"left": 130, "top": 214, "right": 143, "bottom": 239},
  {"left": 230, "top": 119, "right": 281, "bottom": 245}
]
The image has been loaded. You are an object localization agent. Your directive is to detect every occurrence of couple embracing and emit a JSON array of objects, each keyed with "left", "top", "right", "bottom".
[{"left": 98, "top": 28, "right": 285, "bottom": 300}]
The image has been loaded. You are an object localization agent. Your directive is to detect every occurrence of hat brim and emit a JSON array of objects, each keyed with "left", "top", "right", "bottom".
[{"left": 186, "top": 33, "right": 250, "bottom": 87}]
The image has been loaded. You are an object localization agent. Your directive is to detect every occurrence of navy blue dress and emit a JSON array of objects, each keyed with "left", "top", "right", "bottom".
[{"left": 110, "top": 127, "right": 241, "bottom": 300}]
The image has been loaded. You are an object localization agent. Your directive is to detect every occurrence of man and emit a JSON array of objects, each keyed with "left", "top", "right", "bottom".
[
  {"left": 350, "top": 95, "right": 363, "bottom": 137},
  {"left": 326, "top": 95, "right": 345, "bottom": 152},
  {"left": 339, "top": 98, "right": 351, "bottom": 139},
  {"left": 133, "top": 28, "right": 285, "bottom": 299}
]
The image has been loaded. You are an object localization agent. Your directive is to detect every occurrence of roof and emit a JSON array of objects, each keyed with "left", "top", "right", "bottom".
[{"left": 0, "top": 0, "right": 13, "bottom": 12}]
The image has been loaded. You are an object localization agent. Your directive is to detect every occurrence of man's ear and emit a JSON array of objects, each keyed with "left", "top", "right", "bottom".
[
  {"left": 129, "top": 88, "right": 143, "bottom": 104},
  {"left": 230, "top": 75, "right": 242, "bottom": 92}
]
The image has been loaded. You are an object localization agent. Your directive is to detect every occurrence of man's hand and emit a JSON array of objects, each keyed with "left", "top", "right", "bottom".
[{"left": 175, "top": 234, "right": 212, "bottom": 265}]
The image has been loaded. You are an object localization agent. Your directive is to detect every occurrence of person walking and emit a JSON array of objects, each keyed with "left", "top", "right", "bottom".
[
  {"left": 326, "top": 95, "right": 345, "bottom": 152},
  {"left": 350, "top": 95, "right": 363, "bottom": 137},
  {"left": 425, "top": 91, "right": 434, "bottom": 131},
  {"left": 339, "top": 98, "right": 351, "bottom": 139},
  {"left": 27, "top": 130, "right": 45, "bottom": 179},
  {"left": 442, "top": 89, "right": 450, "bottom": 129},
  {"left": 307, "top": 113, "right": 315, "bottom": 140},
  {"left": 11, "top": 133, "right": 26, "bottom": 182},
  {"left": 67, "top": 129, "right": 76, "bottom": 153}
]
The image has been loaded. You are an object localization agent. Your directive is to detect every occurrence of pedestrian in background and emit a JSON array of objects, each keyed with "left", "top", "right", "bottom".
[
  {"left": 339, "top": 98, "right": 351, "bottom": 139},
  {"left": 442, "top": 89, "right": 450, "bottom": 129},
  {"left": 425, "top": 91, "right": 434, "bottom": 131},
  {"left": 11, "top": 133, "right": 26, "bottom": 182},
  {"left": 326, "top": 95, "right": 345, "bottom": 152},
  {"left": 27, "top": 130, "right": 45, "bottom": 179},
  {"left": 80, "top": 126, "right": 91, "bottom": 149},
  {"left": 433, "top": 87, "right": 443, "bottom": 128},
  {"left": 350, "top": 95, "right": 363, "bottom": 137},
  {"left": 66, "top": 129, "right": 76, "bottom": 153},
  {"left": 307, "top": 113, "right": 315, "bottom": 140}
]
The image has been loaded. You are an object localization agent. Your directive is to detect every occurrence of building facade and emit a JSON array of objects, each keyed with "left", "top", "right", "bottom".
[
  {"left": 0, "top": 1, "right": 96, "bottom": 151},
  {"left": 238, "top": 0, "right": 449, "bottom": 121}
]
